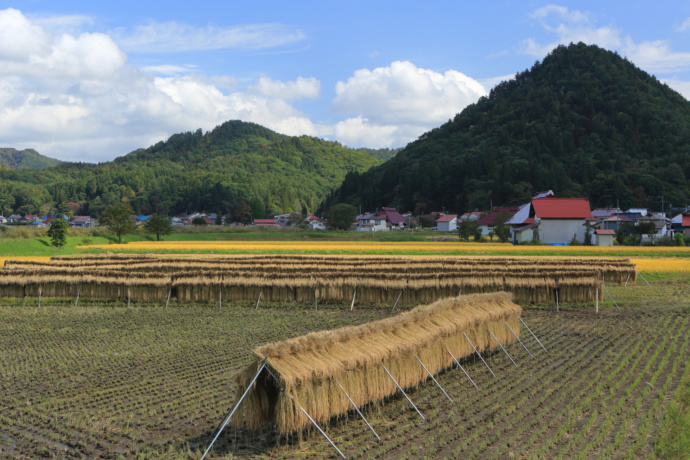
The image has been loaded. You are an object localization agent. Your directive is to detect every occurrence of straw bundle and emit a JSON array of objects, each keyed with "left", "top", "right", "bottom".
[{"left": 233, "top": 292, "right": 521, "bottom": 432}]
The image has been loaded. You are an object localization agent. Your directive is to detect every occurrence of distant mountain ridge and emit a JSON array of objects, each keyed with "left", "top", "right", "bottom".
[
  {"left": 0, "top": 148, "right": 62, "bottom": 170},
  {"left": 323, "top": 43, "right": 690, "bottom": 214},
  {"left": 0, "top": 120, "right": 383, "bottom": 217}
]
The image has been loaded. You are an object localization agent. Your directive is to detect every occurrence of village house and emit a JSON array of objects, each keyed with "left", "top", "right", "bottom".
[
  {"left": 70, "top": 216, "right": 93, "bottom": 228},
  {"left": 435, "top": 214, "right": 458, "bottom": 232},
  {"left": 356, "top": 212, "right": 387, "bottom": 232},
  {"left": 476, "top": 207, "right": 520, "bottom": 236},
  {"left": 253, "top": 218, "right": 278, "bottom": 227},
  {"left": 529, "top": 197, "right": 593, "bottom": 244},
  {"left": 304, "top": 214, "right": 327, "bottom": 230},
  {"left": 671, "top": 212, "right": 690, "bottom": 237},
  {"left": 594, "top": 229, "right": 616, "bottom": 246}
]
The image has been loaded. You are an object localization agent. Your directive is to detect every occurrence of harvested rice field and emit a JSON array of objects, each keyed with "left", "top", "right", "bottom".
[{"left": 1, "top": 272, "right": 689, "bottom": 459}]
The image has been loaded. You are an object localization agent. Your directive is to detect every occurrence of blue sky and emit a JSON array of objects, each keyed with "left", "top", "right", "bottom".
[{"left": 2, "top": 1, "right": 690, "bottom": 162}]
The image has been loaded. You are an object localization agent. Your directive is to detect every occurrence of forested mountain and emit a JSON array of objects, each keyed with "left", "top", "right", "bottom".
[
  {"left": 0, "top": 148, "right": 62, "bottom": 170},
  {"left": 322, "top": 43, "right": 690, "bottom": 214},
  {"left": 0, "top": 121, "right": 382, "bottom": 217}
]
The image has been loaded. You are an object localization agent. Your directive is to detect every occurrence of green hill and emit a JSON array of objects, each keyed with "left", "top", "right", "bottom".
[
  {"left": 0, "top": 121, "right": 382, "bottom": 217},
  {"left": 323, "top": 43, "right": 690, "bottom": 214},
  {"left": 0, "top": 148, "right": 62, "bottom": 170}
]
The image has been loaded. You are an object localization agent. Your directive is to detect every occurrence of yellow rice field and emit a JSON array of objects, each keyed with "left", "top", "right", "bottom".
[
  {"left": 78, "top": 240, "right": 690, "bottom": 255},
  {"left": 0, "top": 256, "right": 51, "bottom": 267},
  {"left": 630, "top": 258, "right": 690, "bottom": 273}
]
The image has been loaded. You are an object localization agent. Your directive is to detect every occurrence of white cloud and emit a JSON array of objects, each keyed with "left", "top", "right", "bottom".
[
  {"left": 662, "top": 78, "right": 690, "bottom": 100},
  {"left": 519, "top": 5, "right": 690, "bottom": 90},
  {"left": 333, "top": 117, "right": 400, "bottom": 149},
  {"left": 0, "top": 8, "right": 318, "bottom": 162},
  {"left": 622, "top": 39, "right": 690, "bottom": 73},
  {"left": 248, "top": 76, "right": 320, "bottom": 99},
  {"left": 113, "top": 21, "right": 305, "bottom": 53},
  {"left": 676, "top": 17, "right": 690, "bottom": 32},
  {"left": 330, "top": 61, "right": 486, "bottom": 147},
  {"left": 519, "top": 5, "right": 621, "bottom": 57}
]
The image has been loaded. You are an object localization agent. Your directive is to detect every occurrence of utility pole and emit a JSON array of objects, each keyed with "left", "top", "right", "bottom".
[{"left": 657, "top": 196, "right": 664, "bottom": 217}]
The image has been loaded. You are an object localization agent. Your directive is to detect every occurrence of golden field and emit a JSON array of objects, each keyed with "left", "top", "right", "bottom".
[
  {"left": 78, "top": 240, "right": 690, "bottom": 255},
  {"left": 0, "top": 256, "right": 51, "bottom": 267}
]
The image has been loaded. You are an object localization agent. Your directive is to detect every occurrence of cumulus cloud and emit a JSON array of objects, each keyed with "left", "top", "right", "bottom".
[
  {"left": 518, "top": 5, "right": 690, "bottom": 93},
  {"left": 113, "top": 21, "right": 305, "bottom": 53},
  {"left": 330, "top": 61, "right": 486, "bottom": 148},
  {"left": 519, "top": 5, "right": 621, "bottom": 56},
  {"left": 248, "top": 76, "right": 320, "bottom": 99},
  {"left": 676, "top": 17, "right": 690, "bottom": 32},
  {"left": 0, "top": 8, "right": 318, "bottom": 162}
]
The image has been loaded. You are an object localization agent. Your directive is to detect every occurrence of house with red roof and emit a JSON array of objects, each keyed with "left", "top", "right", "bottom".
[
  {"left": 476, "top": 207, "right": 520, "bottom": 236},
  {"left": 436, "top": 214, "right": 458, "bottom": 232},
  {"left": 529, "top": 196, "right": 593, "bottom": 244},
  {"left": 671, "top": 212, "right": 690, "bottom": 237},
  {"left": 253, "top": 218, "right": 278, "bottom": 227},
  {"left": 594, "top": 229, "right": 616, "bottom": 246}
]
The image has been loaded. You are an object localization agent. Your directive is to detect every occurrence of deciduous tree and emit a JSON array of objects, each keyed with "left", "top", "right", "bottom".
[{"left": 99, "top": 203, "right": 136, "bottom": 244}]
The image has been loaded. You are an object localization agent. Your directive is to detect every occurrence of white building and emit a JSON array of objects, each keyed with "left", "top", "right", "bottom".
[
  {"left": 530, "top": 197, "right": 593, "bottom": 244},
  {"left": 435, "top": 214, "right": 458, "bottom": 232}
]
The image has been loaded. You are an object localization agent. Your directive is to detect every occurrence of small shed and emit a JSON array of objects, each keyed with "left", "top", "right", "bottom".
[
  {"left": 595, "top": 229, "right": 615, "bottom": 246},
  {"left": 436, "top": 214, "right": 458, "bottom": 232}
]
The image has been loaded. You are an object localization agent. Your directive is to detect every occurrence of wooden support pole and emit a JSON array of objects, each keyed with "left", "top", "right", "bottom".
[
  {"left": 488, "top": 329, "right": 517, "bottom": 366},
  {"left": 38, "top": 287, "right": 42, "bottom": 308},
  {"left": 415, "top": 355, "right": 453, "bottom": 402},
  {"left": 463, "top": 333, "right": 496, "bottom": 378},
  {"left": 447, "top": 349, "right": 478, "bottom": 389},
  {"left": 381, "top": 364, "right": 425, "bottom": 420},
  {"left": 165, "top": 287, "right": 171, "bottom": 308},
  {"left": 200, "top": 363, "right": 266, "bottom": 460},
  {"left": 624, "top": 273, "right": 631, "bottom": 287},
  {"left": 555, "top": 288, "right": 559, "bottom": 312},
  {"left": 293, "top": 397, "right": 346, "bottom": 459},
  {"left": 314, "top": 290, "right": 318, "bottom": 310},
  {"left": 504, "top": 321, "right": 534, "bottom": 358},
  {"left": 637, "top": 271, "right": 651, "bottom": 286},
  {"left": 127, "top": 289, "right": 131, "bottom": 308},
  {"left": 350, "top": 288, "right": 357, "bottom": 311},
  {"left": 391, "top": 290, "right": 403, "bottom": 311},
  {"left": 595, "top": 288, "right": 599, "bottom": 313},
  {"left": 337, "top": 381, "right": 380, "bottom": 441},
  {"left": 602, "top": 284, "right": 622, "bottom": 312},
  {"left": 255, "top": 290, "right": 263, "bottom": 310},
  {"left": 218, "top": 287, "right": 222, "bottom": 309},
  {"left": 519, "top": 317, "right": 548, "bottom": 352}
]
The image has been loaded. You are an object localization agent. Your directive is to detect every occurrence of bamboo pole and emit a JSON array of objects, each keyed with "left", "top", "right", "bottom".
[
  {"left": 219, "top": 287, "right": 222, "bottom": 309},
  {"left": 165, "top": 287, "right": 171, "bottom": 308},
  {"left": 200, "top": 362, "right": 266, "bottom": 460},
  {"left": 488, "top": 329, "right": 517, "bottom": 366},
  {"left": 447, "top": 349, "right": 478, "bottom": 389},
  {"left": 293, "top": 396, "right": 346, "bottom": 459},
  {"left": 519, "top": 317, "right": 547, "bottom": 352},
  {"left": 382, "top": 364, "right": 425, "bottom": 420},
  {"left": 391, "top": 290, "right": 403, "bottom": 311},
  {"left": 504, "top": 321, "right": 534, "bottom": 358},
  {"left": 337, "top": 381, "right": 380, "bottom": 441},
  {"left": 603, "top": 284, "right": 622, "bottom": 312},
  {"left": 74, "top": 286, "right": 80, "bottom": 308},
  {"left": 595, "top": 288, "right": 599, "bottom": 313},
  {"left": 637, "top": 272, "right": 651, "bottom": 286},
  {"left": 415, "top": 355, "right": 453, "bottom": 402},
  {"left": 38, "top": 286, "right": 42, "bottom": 308},
  {"left": 463, "top": 333, "right": 495, "bottom": 378},
  {"left": 350, "top": 288, "right": 357, "bottom": 311},
  {"left": 255, "top": 290, "right": 263, "bottom": 310}
]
